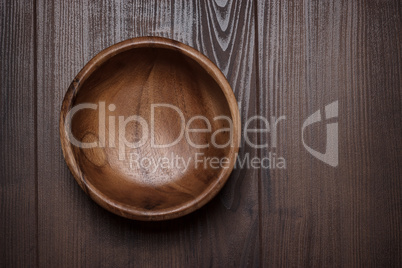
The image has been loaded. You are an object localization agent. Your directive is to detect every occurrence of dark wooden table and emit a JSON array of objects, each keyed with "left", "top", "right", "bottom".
[{"left": 1, "top": 0, "right": 401, "bottom": 267}]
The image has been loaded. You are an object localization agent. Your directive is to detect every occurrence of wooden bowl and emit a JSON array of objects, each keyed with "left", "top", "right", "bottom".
[{"left": 60, "top": 37, "right": 240, "bottom": 221}]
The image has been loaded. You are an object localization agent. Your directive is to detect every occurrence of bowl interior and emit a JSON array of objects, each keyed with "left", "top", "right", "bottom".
[{"left": 68, "top": 46, "right": 235, "bottom": 216}]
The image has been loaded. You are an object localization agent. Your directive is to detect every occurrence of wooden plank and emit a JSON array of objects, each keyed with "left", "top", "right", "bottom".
[
  {"left": 257, "top": 0, "right": 401, "bottom": 266},
  {"left": 37, "top": 0, "right": 258, "bottom": 266},
  {"left": 0, "top": 1, "right": 37, "bottom": 266},
  {"left": 172, "top": 1, "right": 260, "bottom": 266}
]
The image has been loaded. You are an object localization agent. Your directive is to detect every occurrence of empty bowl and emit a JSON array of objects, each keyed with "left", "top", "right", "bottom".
[{"left": 60, "top": 37, "right": 240, "bottom": 220}]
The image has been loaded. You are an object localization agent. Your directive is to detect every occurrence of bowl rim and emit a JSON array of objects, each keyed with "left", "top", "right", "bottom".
[{"left": 59, "top": 36, "right": 240, "bottom": 221}]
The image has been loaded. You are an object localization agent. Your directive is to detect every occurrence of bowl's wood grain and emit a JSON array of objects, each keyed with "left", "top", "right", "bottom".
[{"left": 60, "top": 37, "right": 240, "bottom": 221}]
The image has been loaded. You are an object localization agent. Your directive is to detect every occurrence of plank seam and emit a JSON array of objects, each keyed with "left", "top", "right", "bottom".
[
  {"left": 253, "top": 0, "right": 263, "bottom": 266},
  {"left": 33, "top": 0, "right": 39, "bottom": 267}
]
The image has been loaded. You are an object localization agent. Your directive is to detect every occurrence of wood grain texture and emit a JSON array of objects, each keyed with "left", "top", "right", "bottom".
[
  {"left": 257, "top": 0, "right": 401, "bottom": 266},
  {"left": 1, "top": 0, "right": 401, "bottom": 266},
  {"left": 37, "top": 0, "right": 258, "bottom": 267},
  {"left": 0, "top": 1, "right": 37, "bottom": 267}
]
